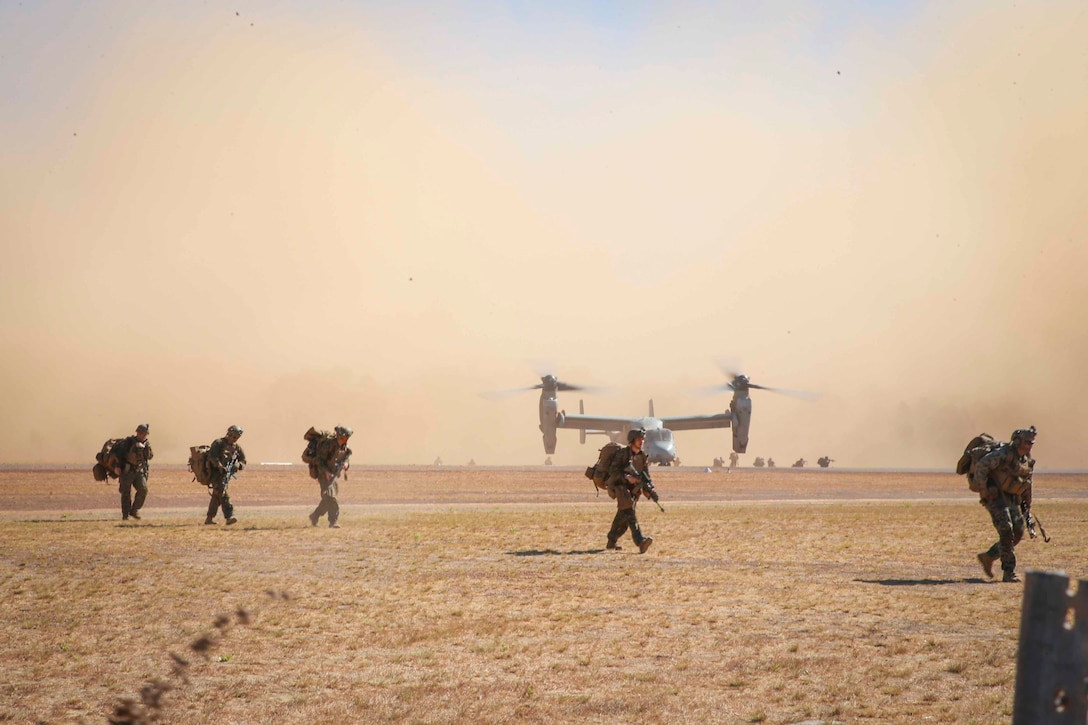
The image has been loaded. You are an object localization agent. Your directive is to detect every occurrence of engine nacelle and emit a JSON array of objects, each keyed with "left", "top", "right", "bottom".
[
  {"left": 730, "top": 396, "right": 752, "bottom": 454},
  {"left": 539, "top": 396, "right": 558, "bottom": 454}
]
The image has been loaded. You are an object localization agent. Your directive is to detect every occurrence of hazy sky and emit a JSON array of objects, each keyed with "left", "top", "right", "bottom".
[{"left": 2, "top": 1, "right": 1085, "bottom": 468}]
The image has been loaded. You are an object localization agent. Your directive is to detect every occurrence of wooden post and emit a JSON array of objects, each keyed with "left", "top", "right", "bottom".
[{"left": 1012, "top": 570, "right": 1088, "bottom": 723}]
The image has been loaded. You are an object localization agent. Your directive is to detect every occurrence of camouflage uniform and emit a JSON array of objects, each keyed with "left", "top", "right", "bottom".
[
  {"left": 205, "top": 429, "right": 246, "bottom": 525},
  {"left": 115, "top": 426, "right": 153, "bottom": 520},
  {"left": 309, "top": 427, "right": 352, "bottom": 528},
  {"left": 972, "top": 429, "right": 1036, "bottom": 582},
  {"left": 604, "top": 441, "right": 653, "bottom": 552}
]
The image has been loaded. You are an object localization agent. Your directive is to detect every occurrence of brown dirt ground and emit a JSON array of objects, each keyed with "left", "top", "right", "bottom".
[
  {"left": 1, "top": 465, "right": 1086, "bottom": 514},
  {"left": 2, "top": 466, "right": 1086, "bottom": 724}
]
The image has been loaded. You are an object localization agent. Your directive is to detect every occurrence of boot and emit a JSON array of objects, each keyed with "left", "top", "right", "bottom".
[
  {"left": 638, "top": 537, "right": 654, "bottom": 554},
  {"left": 204, "top": 518, "right": 217, "bottom": 525},
  {"left": 226, "top": 517, "right": 238, "bottom": 526},
  {"left": 129, "top": 511, "right": 141, "bottom": 520},
  {"left": 606, "top": 540, "right": 622, "bottom": 550},
  {"left": 1002, "top": 571, "right": 1021, "bottom": 583},
  {"left": 977, "top": 552, "right": 995, "bottom": 579},
  {"left": 309, "top": 512, "right": 319, "bottom": 527}
]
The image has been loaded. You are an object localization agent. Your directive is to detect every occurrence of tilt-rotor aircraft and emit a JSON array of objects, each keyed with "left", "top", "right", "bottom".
[{"left": 489, "top": 370, "right": 814, "bottom": 466}]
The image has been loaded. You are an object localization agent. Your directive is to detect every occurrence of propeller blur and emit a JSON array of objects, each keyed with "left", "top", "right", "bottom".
[{"left": 484, "top": 366, "right": 815, "bottom": 465}]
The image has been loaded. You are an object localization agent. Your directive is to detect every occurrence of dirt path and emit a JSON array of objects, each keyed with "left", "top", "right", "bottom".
[{"left": 2, "top": 465, "right": 1085, "bottom": 513}]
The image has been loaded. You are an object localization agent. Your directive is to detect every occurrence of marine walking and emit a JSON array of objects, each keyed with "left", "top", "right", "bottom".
[
  {"left": 971, "top": 426, "right": 1038, "bottom": 583},
  {"left": 604, "top": 428, "right": 655, "bottom": 553},
  {"left": 113, "top": 424, "right": 154, "bottom": 521},
  {"left": 305, "top": 425, "right": 353, "bottom": 529},
  {"left": 204, "top": 425, "right": 247, "bottom": 526}
]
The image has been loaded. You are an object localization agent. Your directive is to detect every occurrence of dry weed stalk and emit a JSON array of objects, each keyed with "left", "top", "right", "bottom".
[{"left": 107, "top": 590, "right": 291, "bottom": 725}]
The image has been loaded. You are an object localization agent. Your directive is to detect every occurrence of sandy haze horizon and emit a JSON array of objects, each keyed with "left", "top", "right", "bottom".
[{"left": 2, "top": 1, "right": 1085, "bottom": 469}]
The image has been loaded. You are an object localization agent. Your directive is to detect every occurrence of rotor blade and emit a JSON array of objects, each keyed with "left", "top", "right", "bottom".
[
  {"left": 713, "top": 356, "right": 745, "bottom": 380},
  {"left": 747, "top": 383, "right": 819, "bottom": 401},
  {"left": 481, "top": 379, "right": 606, "bottom": 399},
  {"left": 560, "top": 382, "right": 611, "bottom": 395},
  {"left": 700, "top": 362, "right": 819, "bottom": 401},
  {"left": 694, "top": 383, "right": 733, "bottom": 397},
  {"left": 478, "top": 384, "right": 541, "bottom": 400}
]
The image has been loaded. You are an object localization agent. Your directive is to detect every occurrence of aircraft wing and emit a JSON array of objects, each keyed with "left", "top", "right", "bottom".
[
  {"left": 556, "top": 413, "right": 635, "bottom": 432},
  {"left": 657, "top": 413, "right": 733, "bottom": 431}
]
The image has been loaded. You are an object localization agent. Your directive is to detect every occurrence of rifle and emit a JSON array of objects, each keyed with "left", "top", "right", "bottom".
[
  {"left": 223, "top": 451, "right": 239, "bottom": 484},
  {"left": 1025, "top": 509, "right": 1051, "bottom": 543},
  {"left": 626, "top": 462, "right": 664, "bottom": 512},
  {"left": 330, "top": 450, "right": 351, "bottom": 482},
  {"left": 208, "top": 450, "right": 239, "bottom": 491}
]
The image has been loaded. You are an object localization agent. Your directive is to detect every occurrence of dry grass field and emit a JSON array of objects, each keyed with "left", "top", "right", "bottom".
[{"left": 2, "top": 466, "right": 1086, "bottom": 724}]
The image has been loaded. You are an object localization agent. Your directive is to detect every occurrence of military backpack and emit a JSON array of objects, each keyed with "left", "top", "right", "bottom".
[
  {"left": 956, "top": 433, "right": 1002, "bottom": 492},
  {"left": 92, "top": 438, "right": 124, "bottom": 482},
  {"left": 302, "top": 427, "right": 335, "bottom": 479},
  {"left": 188, "top": 445, "right": 213, "bottom": 486},
  {"left": 584, "top": 441, "right": 623, "bottom": 494}
]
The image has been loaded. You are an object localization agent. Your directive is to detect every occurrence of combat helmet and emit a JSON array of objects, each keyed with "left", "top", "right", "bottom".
[
  {"left": 227, "top": 425, "right": 244, "bottom": 438},
  {"left": 1011, "top": 426, "right": 1037, "bottom": 446},
  {"left": 334, "top": 426, "right": 353, "bottom": 438},
  {"left": 136, "top": 423, "right": 150, "bottom": 434},
  {"left": 627, "top": 428, "right": 646, "bottom": 444}
]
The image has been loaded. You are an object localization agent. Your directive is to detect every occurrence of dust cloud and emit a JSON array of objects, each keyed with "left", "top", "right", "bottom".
[{"left": 1, "top": 3, "right": 1085, "bottom": 469}]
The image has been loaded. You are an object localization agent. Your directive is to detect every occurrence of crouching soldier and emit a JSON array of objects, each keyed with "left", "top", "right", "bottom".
[
  {"left": 205, "top": 425, "right": 246, "bottom": 526},
  {"left": 604, "top": 428, "right": 654, "bottom": 553}
]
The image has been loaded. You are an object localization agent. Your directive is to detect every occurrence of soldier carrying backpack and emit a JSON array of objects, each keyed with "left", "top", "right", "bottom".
[
  {"left": 111, "top": 424, "right": 153, "bottom": 521},
  {"left": 203, "top": 425, "right": 247, "bottom": 526},
  {"left": 601, "top": 429, "right": 656, "bottom": 554},
  {"left": 305, "top": 425, "right": 353, "bottom": 529},
  {"left": 962, "top": 426, "right": 1040, "bottom": 583}
]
